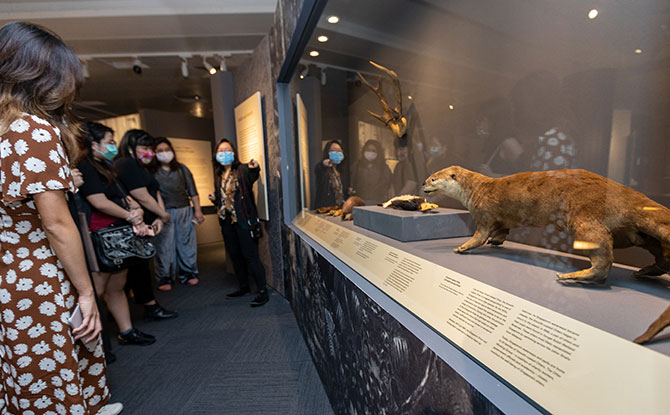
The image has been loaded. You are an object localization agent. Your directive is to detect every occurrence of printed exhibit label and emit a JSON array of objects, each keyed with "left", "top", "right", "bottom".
[{"left": 295, "top": 213, "right": 670, "bottom": 414}]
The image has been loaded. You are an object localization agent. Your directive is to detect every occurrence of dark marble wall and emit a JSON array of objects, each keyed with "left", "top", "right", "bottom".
[{"left": 287, "top": 229, "right": 504, "bottom": 415}]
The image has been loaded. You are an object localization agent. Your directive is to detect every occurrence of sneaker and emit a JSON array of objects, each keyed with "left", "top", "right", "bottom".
[
  {"left": 97, "top": 402, "right": 123, "bottom": 415},
  {"left": 250, "top": 290, "right": 269, "bottom": 307},
  {"left": 117, "top": 328, "right": 155, "bottom": 346},
  {"left": 157, "top": 283, "right": 172, "bottom": 291},
  {"left": 144, "top": 304, "right": 178, "bottom": 320},
  {"left": 178, "top": 274, "right": 199, "bottom": 286},
  {"left": 225, "top": 287, "right": 250, "bottom": 299}
]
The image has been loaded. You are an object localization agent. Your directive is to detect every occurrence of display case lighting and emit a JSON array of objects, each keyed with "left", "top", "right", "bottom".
[
  {"left": 588, "top": 9, "right": 598, "bottom": 19},
  {"left": 635, "top": 48, "right": 643, "bottom": 54},
  {"left": 448, "top": 104, "right": 454, "bottom": 110},
  {"left": 309, "top": 50, "right": 320, "bottom": 57},
  {"left": 317, "top": 35, "right": 329, "bottom": 43},
  {"left": 327, "top": 16, "right": 339, "bottom": 24},
  {"left": 407, "top": 95, "right": 413, "bottom": 100}
]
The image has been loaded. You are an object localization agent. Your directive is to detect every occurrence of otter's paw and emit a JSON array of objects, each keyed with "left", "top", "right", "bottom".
[
  {"left": 453, "top": 246, "right": 469, "bottom": 254},
  {"left": 632, "top": 264, "right": 668, "bottom": 278},
  {"left": 556, "top": 272, "right": 607, "bottom": 285}
]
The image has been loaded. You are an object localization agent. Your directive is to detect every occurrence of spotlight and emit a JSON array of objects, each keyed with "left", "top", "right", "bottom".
[
  {"left": 588, "top": 9, "right": 598, "bottom": 19},
  {"left": 132, "top": 58, "right": 142, "bottom": 75},
  {"left": 218, "top": 56, "right": 227, "bottom": 72},
  {"left": 327, "top": 16, "right": 339, "bottom": 24},
  {"left": 635, "top": 48, "right": 643, "bottom": 54},
  {"left": 299, "top": 66, "right": 309, "bottom": 79},
  {"left": 202, "top": 57, "right": 216, "bottom": 75},
  {"left": 309, "top": 50, "right": 320, "bottom": 57},
  {"left": 449, "top": 104, "right": 454, "bottom": 110},
  {"left": 317, "top": 35, "right": 328, "bottom": 43},
  {"left": 80, "top": 60, "right": 90, "bottom": 78},
  {"left": 321, "top": 68, "right": 327, "bottom": 86},
  {"left": 180, "top": 57, "right": 189, "bottom": 78}
]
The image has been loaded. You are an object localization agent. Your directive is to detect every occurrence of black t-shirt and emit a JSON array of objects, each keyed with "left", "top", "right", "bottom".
[
  {"left": 77, "top": 159, "right": 126, "bottom": 208},
  {"left": 115, "top": 157, "right": 160, "bottom": 222}
]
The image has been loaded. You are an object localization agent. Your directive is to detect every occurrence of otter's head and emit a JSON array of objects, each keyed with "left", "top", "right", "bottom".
[{"left": 423, "top": 166, "right": 466, "bottom": 201}]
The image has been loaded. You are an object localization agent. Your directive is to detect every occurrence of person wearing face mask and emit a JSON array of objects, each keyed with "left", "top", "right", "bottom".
[
  {"left": 313, "top": 140, "right": 350, "bottom": 209},
  {"left": 116, "top": 129, "right": 178, "bottom": 320},
  {"left": 77, "top": 121, "right": 158, "bottom": 346},
  {"left": 150, "top": 138, "right": 204, "bottom": 290},
  {"left": 351, "top": 139, "right": 392, "bottom": 204},
  {"left": 208, "top": 138, "right": 268, "bottom": 307}
]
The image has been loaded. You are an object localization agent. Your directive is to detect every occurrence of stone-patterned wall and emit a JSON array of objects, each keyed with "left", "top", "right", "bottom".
[{"left": 287, "top": 228, "right": 504, "bottom": 415}]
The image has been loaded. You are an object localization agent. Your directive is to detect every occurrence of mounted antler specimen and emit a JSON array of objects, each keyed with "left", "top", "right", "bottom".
[{"left": 357, "top": 61, "right": 407, "bottom": 138}]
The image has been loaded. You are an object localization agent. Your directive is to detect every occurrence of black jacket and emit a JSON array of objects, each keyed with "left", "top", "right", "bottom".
[
  {"left": 313, "top": 161, "right": 349, "bottom": 209},
  {"left": 214, "top": 163, "right": 260, "bottom": 223}
]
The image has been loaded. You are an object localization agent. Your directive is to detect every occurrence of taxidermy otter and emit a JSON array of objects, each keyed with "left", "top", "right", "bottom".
[
  {"left": 382, "top": 195, "right": 438, "bottom": 212},
  {"left": 422, "top": 166, "right": 670, "bottom": 284}
]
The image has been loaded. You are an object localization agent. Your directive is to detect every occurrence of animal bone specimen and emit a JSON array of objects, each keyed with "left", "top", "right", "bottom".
[
  {"left": 382, "top": 195, "right": 438, "bottom": 212},
  {"left": 357, "top": 61, "right": 407, "bottom": 138},
  {"left": 342, "top": 196, "right": 365, "bottom": 221}
]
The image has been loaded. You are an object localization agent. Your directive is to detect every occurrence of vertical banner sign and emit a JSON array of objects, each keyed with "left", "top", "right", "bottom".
[
  {"left": 296, "top": 93, "right": 311, "bottom": 211},
  {"left": 167, "top": 138, "right": 214, "bottom": 206},
  {"left": 234, "top": 92, "right": 269, "bottom": 220}
]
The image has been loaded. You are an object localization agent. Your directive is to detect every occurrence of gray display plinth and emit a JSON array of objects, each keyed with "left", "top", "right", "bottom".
[{"left": 353, "top": 206, "right": 475, "bottom": 242}]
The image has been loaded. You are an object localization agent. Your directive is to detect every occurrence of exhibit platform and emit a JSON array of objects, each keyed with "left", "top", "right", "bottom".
[{"left": 353, "top": 206, "right": 475, "bottom": 242}]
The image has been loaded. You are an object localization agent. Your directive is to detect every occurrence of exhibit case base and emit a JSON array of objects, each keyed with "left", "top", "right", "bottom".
[{"left": 353, "top": 206, "right": 475, "bottom": 242}]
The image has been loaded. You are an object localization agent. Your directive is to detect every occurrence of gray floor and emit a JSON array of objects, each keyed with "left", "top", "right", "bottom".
[{"left": 106, "top": 242, "right": 334, "bottom": 415}]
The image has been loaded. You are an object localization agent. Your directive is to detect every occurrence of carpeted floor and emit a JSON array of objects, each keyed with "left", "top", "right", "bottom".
[{"left": 105, "top": 242, "right": 334, "bottom": 415}]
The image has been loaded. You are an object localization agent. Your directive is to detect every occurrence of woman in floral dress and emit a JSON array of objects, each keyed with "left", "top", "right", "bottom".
[{"left": 0, "top": 22, "right": 120, "bottom": 415}]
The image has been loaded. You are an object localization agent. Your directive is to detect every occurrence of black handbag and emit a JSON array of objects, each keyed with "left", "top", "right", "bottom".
[
  {"left": 89, "top": 182, "right": 156, "bottom": 270},
  {"left": 90, "top": 223, "right": 156, "bottom": 270}
]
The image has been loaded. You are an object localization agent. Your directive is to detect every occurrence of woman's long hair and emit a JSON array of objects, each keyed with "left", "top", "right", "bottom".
[
  {"left": 151, "top": 137, "right": 180, "bottom": 172},
  {"left": 0, "top": 22, "right": 84, "bottom": 163},
  {"left": 118, "top": 129, "right": 154, "bottom": 159},
  {"left": 213, "top": 138, "right": 240, "bottom": 176},
  {"left": 81, "top": 121, "right": 117, "bottom": 183}
]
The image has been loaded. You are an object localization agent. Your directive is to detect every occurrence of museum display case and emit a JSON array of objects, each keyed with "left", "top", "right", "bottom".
[{"left": 279, "top": 0, "right": 670, "bottom": 413}]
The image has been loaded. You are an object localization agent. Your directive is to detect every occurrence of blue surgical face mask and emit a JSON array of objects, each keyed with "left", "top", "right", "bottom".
[
  {"left": 98, "top": 143, "right": 118, "bottom": 161},
  {"left": 216, "top": 151, "right": 235, "bottom": 166},
  {"left": 329, "top": 151, "right": 344, "bottom": 164}
]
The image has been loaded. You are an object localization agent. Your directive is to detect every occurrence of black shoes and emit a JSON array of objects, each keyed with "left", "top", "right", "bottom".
[
  {"left": 145, "top": 304, "right": 179, "bottom": 320},
  {"left": 250, "top": 290, "right": 269, "bottom": 307},
  {"left": 226, "top": 287, "right": 250, "bottom": 299},
  {"left": 117, "top": 328, "right": 155, "bottom": 346}
]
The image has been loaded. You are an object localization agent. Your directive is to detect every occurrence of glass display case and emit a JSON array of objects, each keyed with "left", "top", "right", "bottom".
[{"left": 284, "top": 0, "right": 669, "bottom": 413}]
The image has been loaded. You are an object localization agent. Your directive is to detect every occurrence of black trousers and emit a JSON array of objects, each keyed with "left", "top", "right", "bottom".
[
  {"left": 125, "top": 259, "right": 155, "bottom": 304},
  {"left": 219, "top": 217, "right": 266, "bottom": 291}
]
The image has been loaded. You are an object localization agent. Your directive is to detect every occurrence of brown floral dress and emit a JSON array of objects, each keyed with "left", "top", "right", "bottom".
[{"left": 0, "top": 114, "right": 109, "bottom": 414}]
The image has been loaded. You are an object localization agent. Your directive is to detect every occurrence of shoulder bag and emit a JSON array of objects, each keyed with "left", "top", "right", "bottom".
[
  {"left": 89, "top": 182, "right": 156, "bottom": 270},
  {"left": 237, "top": 165, "right": 263, "bottom": 239}
]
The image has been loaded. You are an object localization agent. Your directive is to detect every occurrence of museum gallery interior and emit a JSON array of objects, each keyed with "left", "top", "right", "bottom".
[{"left": 0, "top": 0, "right": 668, "bottom": 414}]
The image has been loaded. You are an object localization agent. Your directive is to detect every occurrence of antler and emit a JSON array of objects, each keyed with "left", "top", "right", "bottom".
[{"left": 357, "top": 61, "right": 407, "bottom": 138}]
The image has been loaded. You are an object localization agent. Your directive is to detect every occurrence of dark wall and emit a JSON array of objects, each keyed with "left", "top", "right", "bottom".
[
  {"left": 286, "top": 228, "right": 503, "bottom": 415},
  {"left": 139, "top": 109, "right": 214, "bottom": 141}
]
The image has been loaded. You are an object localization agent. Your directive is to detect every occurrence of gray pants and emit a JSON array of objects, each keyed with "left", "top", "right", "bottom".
[{"left": 154, "top": 206, "right": 199, "bottom": 283}]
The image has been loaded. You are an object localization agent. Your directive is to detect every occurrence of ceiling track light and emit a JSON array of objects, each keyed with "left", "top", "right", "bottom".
[
  {"left": 180, "top": 56, "right": 189, "bottom": 78},
  {"left": 320, "top": 68, "right": 327, "bottom": 86},
  {"left": 218, "top": 55, "right": 227, "bottom": 72},
  {"left": 299, "top": 66, "right": 309, "bottom": 79},
  {"left": 202, "top": 56, "right": 216, "bottom": 75},
  {"left": 132, "top": 57, "right": 142, "bottom": 75}
]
